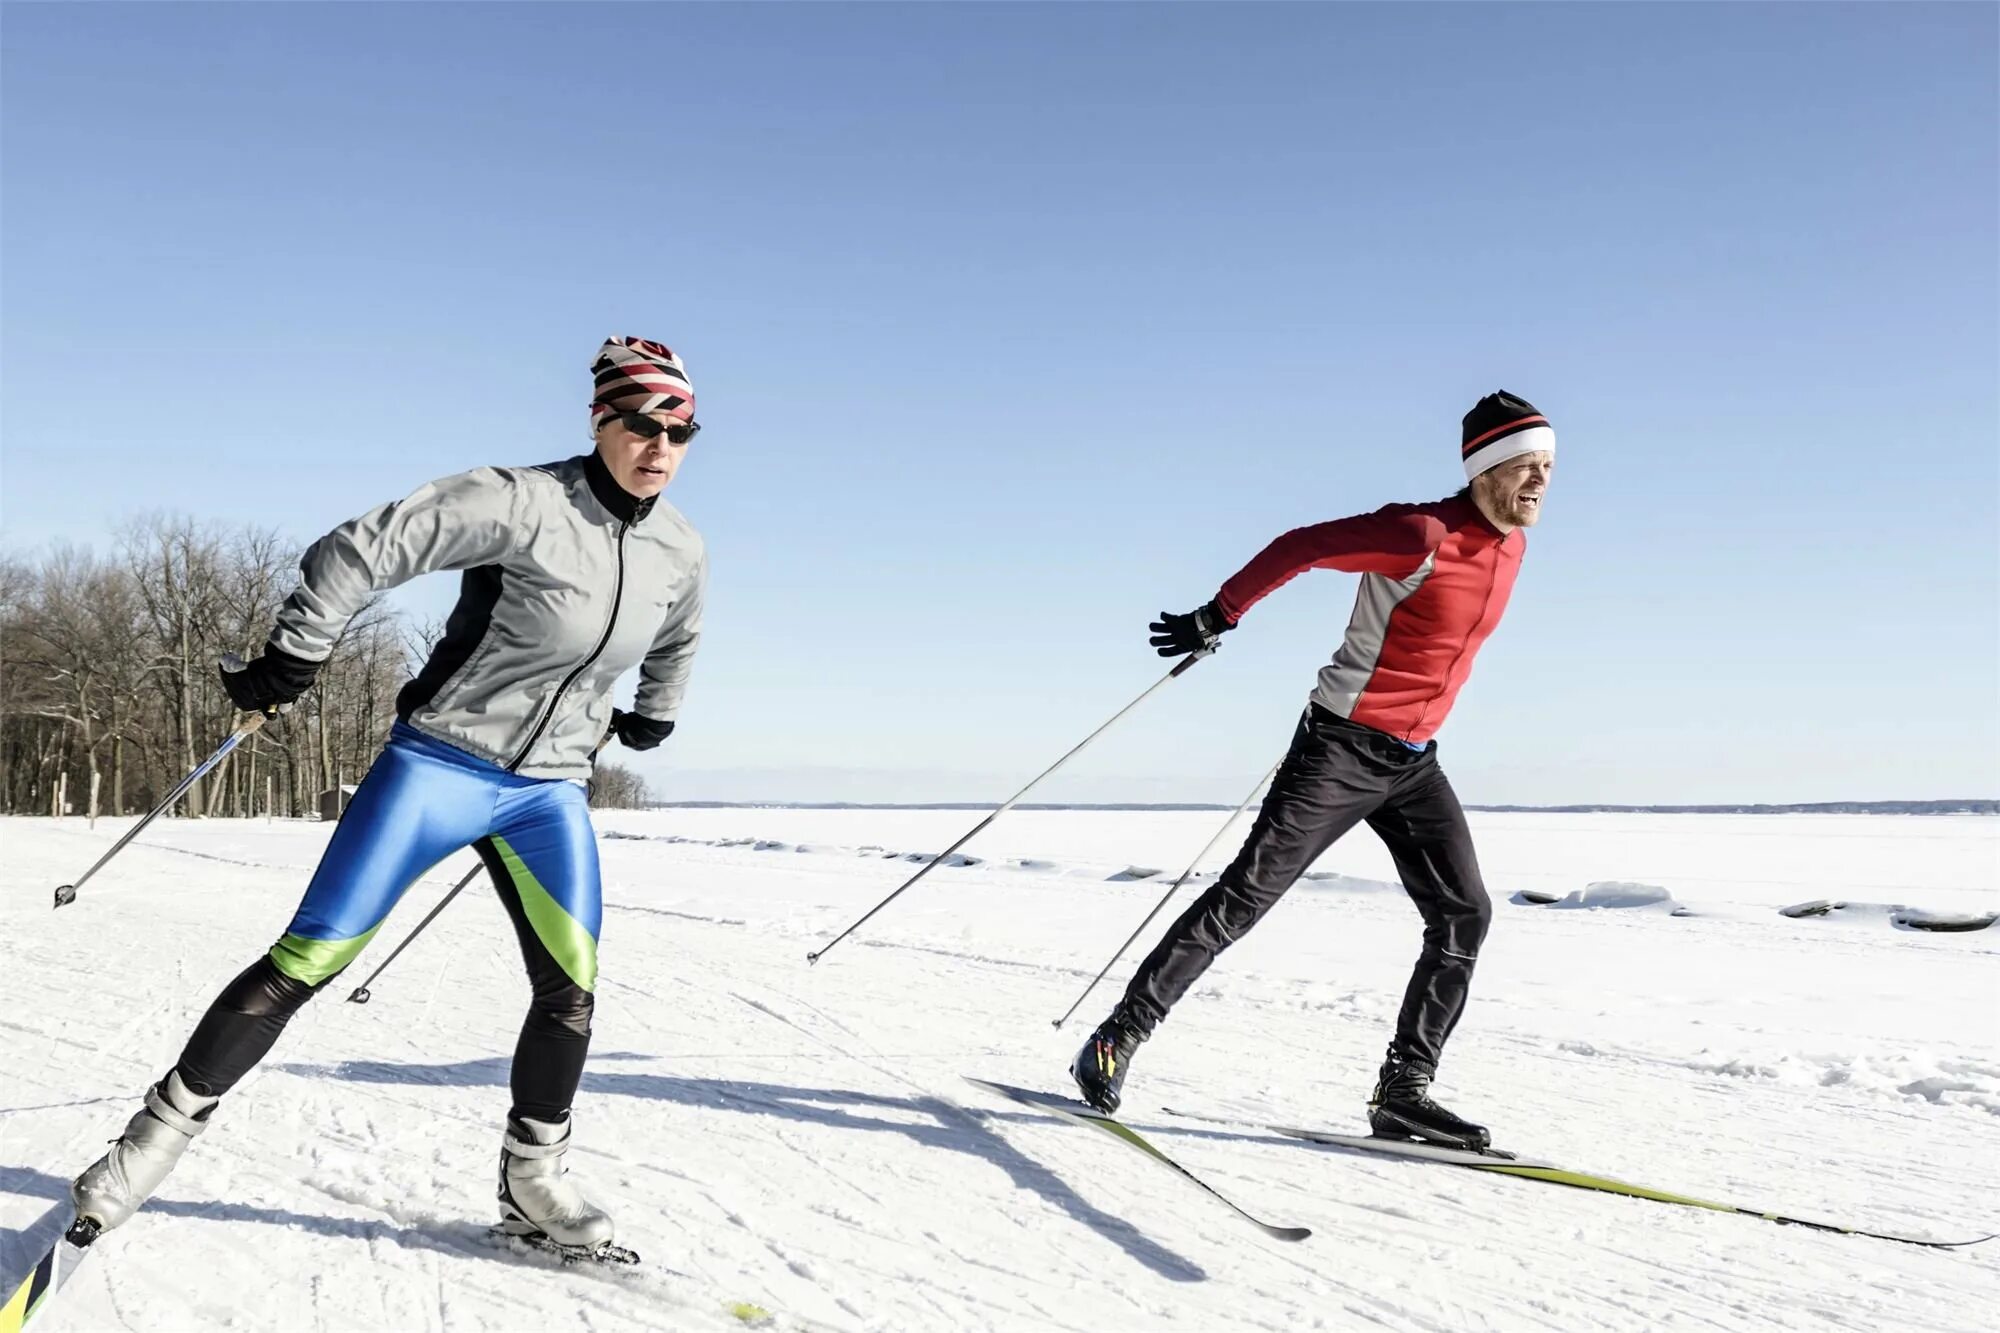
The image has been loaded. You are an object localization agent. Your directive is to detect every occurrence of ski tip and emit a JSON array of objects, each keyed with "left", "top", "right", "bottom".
[
  {"left": 1269, "top": 1224, "right": 1312, "bottom": 1242},
  {"left": 1935, "top": 1232, "right": 1999, "bottom": 1249},
  {"left": 961, "top": 1075, "right": 1041, "bottom": 1100}
]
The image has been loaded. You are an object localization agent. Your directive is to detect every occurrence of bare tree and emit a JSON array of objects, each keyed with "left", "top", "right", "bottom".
[
  {"left": 2, "top": 513, "right": 414, "bottom": 818},
  {"left": 208, "top": 525, "right": 300, "bottom": 814},
  {"left": 118, "top": 515, "right": 230, "bottom": 815},
  {"left": 2, "top": 547, "right": 156, "bottom": 815},
  {"left": 401, "top": 615, "right": 445, "bottom": 669},
  {"left": 0, "top": 553, "right": 41, "bottom": 808},
  {"left": 89, "top": 560, "right": 154, "bottom": 814},
  {"left": 589, "top": 762, "right": 652, "bottom": 810}
]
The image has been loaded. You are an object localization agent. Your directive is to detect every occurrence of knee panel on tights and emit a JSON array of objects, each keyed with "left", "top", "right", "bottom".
[
  {"left": 175, "top": 954, "right": 327, "bottom": 1097},
  {"left": 527, "top": 983, "right": 595, "bottom": 1040},
  {"left": 218, "top": 954, "right": 322, "bottom": 1018}
]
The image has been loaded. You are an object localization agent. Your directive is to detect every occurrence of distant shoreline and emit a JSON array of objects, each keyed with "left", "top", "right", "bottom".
[{"left": 647, "top": 800, "right": 1997, "bottom": 816}]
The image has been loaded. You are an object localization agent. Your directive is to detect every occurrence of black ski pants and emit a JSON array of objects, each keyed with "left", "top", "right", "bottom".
[{"left": 1119, "top": 704, "right": 1492, "bottom": 1069}]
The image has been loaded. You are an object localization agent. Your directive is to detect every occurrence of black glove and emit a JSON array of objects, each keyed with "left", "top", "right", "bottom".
[
  {"left": 611, "top": 708, "right": 676, "bottom": 752},
  {"left": 219, "top": 645, "right": 321, "bottom": 714},
  {"left": 1148, "top": 600, "right": 1235, "bottom": 658}
]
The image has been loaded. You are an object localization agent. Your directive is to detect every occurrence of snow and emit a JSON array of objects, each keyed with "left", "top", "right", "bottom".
[
  {"left": 3, "top": 809, "right": 1996, "bottom": 1331},
  {"left": 1517, "top": 880, "right": 1689, "bottom": 913}
]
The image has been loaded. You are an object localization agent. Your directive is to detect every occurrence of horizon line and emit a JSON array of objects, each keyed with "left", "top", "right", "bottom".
[{"left": 637, "top": 799, "right": 1997, "bottom": 815}]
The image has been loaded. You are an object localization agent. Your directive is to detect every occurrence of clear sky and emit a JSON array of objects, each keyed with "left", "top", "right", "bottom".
[{"left": 3, "top": 3, "right": 1994, "bottom": 805}]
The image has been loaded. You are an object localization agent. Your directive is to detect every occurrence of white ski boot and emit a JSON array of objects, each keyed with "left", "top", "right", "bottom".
[
  {"left": 497, "top": 1114, "right": 615, "bottom": 1251},
  {"left": 72, "top": 1071, "right": 220, "bottom": 1233}
]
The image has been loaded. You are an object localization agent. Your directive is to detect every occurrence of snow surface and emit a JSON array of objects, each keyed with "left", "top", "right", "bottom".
[{"left": 3, "top": 810, "right": 1996, "bottom": 1331}]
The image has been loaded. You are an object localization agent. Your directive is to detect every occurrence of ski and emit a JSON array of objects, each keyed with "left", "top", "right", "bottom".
[
  {"left": 963, "top": 1077, "right": 1310, "bottom": 1242},
  {"left": 487, "top": 1225, "right": 641, "bottom": 1267},
  {"left": 1164, "top": 1106, "right": 1996, "bottom": 1250},
  {"left": 1, "top": 1207, "right": 99, "bottom": 1333},
  {"left": 1166, "top": 1105, "right": 1530, "bottom": 1163}
]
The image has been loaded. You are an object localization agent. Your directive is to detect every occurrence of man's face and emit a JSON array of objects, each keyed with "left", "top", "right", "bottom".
[
  {"left": 594, "top": 412, "right": 691, "bottom": 498},
  {"left": 1473, "top": 450, "right": 1554, "bottom": 529}
]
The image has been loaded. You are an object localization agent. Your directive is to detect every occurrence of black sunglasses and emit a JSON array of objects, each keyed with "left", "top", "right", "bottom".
[{"left": 615, "top": 412, "right": 700, "bottom": 446}]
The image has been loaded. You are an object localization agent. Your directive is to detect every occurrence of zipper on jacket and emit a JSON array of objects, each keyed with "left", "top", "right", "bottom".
[{"left": 507, "top": 517, "right": 629, "bottom": 772}]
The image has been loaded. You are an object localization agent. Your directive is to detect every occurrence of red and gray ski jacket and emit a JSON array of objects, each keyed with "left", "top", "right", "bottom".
[{"left": 1214, "top": 496, "right": 1522, "bottom": 744}]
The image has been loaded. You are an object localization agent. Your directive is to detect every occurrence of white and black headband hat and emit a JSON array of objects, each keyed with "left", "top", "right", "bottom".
[{"left": 1461, "top": 391, "right": 1555, "bottom": 480}]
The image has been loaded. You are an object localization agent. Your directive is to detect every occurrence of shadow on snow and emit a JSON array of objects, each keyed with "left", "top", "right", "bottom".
[{"left": 274, "top": 1054, "right": 1210, "bottom": 1282}]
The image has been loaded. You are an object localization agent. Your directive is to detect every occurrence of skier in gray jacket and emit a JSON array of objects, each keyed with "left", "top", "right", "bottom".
[{"left": 72, "top": 336, "right": 706, "bottom": 1257}]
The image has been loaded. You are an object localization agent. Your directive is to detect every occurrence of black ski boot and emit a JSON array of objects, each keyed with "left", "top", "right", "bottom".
[
  {"left": 1071, "top": 1008, "right": 1145, "bottom": 1115},
  {"left": 1368, "top": 1048, "right": 1490, "bottom": 1151}
]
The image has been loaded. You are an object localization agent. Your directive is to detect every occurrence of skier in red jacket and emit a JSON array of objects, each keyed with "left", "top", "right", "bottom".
[{"left": 1072, "top": 391, "right": 1556, "bottom": 1149}]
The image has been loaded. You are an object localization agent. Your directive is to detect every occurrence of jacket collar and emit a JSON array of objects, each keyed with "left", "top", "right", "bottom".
[
  {"left": 583, "top": 449, "right": 657, "bottom": 525},
  {"left": 1453, "top": 493, "right": 1515, "bottom": 543}
]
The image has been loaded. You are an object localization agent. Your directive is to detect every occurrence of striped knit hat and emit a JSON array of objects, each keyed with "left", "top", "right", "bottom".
[
  {"left": 1461, "top": 391, "right": 1554, "bottom": 480},
  {"left": 591, "top": 336, "right": 696, "bottom": 430}
]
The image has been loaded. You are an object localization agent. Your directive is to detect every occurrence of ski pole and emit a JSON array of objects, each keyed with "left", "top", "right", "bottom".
[
  {"left": 1050, "top": 756, "right": 1280, "bottom": 1029},
  {"left": 53, "top": 709, "right": 276, "bottom": 909},
  {"left": 806, "top": 648, "right": 1215, "bottom": 966},
  {"left": 346, "top": 861, "right": 482, "bottom": 1004},
  {"left": 347, "top": 729, "right": 616, "bottom": 1005}
]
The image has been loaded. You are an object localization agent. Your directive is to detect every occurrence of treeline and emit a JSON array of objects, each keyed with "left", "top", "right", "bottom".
[{"left": 1, "top": 515, "right": 649, "bottom": 818}]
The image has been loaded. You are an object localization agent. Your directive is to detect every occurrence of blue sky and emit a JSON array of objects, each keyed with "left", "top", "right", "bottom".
[{"left": 3, "top": 3, "right": 1994, "bottom": 805}]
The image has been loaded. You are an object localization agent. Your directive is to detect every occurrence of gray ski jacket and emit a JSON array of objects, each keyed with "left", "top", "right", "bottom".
[{"left": 269, "top": 452, "right": 705, "bottom": 779}]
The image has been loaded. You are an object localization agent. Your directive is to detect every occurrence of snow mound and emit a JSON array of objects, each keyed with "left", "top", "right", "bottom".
[
  {"left": 1778, "top": 900, "right": 1999, "bottom": 932},
  {"left": 899, "top": 850, "right": 981, "bottom": 867},
  {"left": 1515, "top": 880, "right": 1691, "bottom": 914}
]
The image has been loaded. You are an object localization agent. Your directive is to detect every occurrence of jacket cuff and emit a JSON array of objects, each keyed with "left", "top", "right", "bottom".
[{"left": 260, "top": 642, "right": 325, "bottom": 690}]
